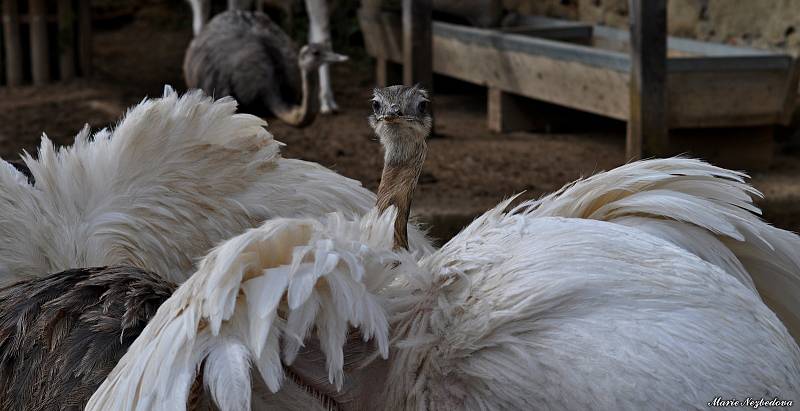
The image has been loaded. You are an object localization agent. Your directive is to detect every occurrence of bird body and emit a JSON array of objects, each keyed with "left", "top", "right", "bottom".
[
  {"left": 388, "top": 210, "right": 800, "bottom": 410},
  {"left": 185, "top": 10, "right": 300, "bottom": 111},
  {"left": 0, "top": 266, "right": 176, "bottom": 411},
  {"left": 186, "top": 0, "right": 342, "bottom": 114},
  {"left": 85, "top": 87, "right": 800, "bottom": 410},
  {"left": 86, "top": 170, "right": 800, "bottom": 409},
  {"left": 183, "top": 11, "right": 347, "bottom": 127},
  {"left": 1, "top": 86, "right": 798, "bottom": 410}
]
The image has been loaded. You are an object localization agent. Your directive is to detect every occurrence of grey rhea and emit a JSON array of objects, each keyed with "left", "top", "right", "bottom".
[{"left": 183, "top": 10, "right": 347, "bottom": 127}]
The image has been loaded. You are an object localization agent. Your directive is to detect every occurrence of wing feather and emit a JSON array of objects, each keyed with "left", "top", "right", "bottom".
[{"left": 87, "top": 209, "right": 402, "bottom": 410}]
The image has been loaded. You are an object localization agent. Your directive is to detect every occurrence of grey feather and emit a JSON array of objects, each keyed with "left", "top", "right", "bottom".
[{"left": 0, "top": 266, "right": 176, "bottom": 411}]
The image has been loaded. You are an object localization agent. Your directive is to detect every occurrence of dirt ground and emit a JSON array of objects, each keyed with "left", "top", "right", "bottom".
[{"left": 1, "top": 1, "right": 799, "bottom": 244}]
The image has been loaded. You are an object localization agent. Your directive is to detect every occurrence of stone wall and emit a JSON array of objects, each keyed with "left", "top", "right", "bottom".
[{"left": 503, "top": 0, "right": 800, "bottom": 56}]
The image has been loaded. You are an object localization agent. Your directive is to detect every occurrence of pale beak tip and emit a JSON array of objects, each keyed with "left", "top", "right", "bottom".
[{"left": 326, "top": 52, "right": 349, "bottom": 63}]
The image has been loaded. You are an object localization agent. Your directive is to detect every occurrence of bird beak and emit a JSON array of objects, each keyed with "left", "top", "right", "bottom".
[
  {"left": 323, "top": 51, "right": 349, "bottom": 63},
  {"left": 379, "top": 115, "right": 400, "bottom": 122}
]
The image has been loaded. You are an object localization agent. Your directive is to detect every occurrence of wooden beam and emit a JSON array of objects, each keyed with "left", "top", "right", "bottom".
[
  {"left": 361, "top": 15, "right": 794, "bottom": 130},
  {"left": 401, "top": 0, "right": 432, "bottom": 88},
  {"left": 779, "top": 58, "right": 800, "bottom": 126},
  {"left": 2, "top": 0, "right": 23, "bottom": 86},
  {"left": 626, "top": 0, "right": 668, "bottom": 160},
  {"left": 29, "top": 0, "right": 50, "bottom": 85},
  {"left": 78, "top": 0, "right": 91, "bottom": 77},
  {"left": 57, "top": 0, "right": 76, "bottom": 80}
]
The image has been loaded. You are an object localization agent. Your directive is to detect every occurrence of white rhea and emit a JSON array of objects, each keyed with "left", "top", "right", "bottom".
[{"left": 87, "top": 87, "right": 800, "bottom": 410}]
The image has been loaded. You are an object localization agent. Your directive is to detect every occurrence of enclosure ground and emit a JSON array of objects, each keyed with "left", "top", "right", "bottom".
[{"left": 1, "top": 1, "right": 799, "bottom": 244}]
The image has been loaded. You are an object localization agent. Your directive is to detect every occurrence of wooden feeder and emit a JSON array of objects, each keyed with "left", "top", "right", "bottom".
[
  {"left": 1, "top": 0, "right": 92, "bottom": 86},
  {"left": 359, "top": 2, "right": 800, "bottom": 169}
]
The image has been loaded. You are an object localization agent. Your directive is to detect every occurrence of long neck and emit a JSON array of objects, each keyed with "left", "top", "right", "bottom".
[
  {"left": 376, "top": 141, "right": 426, "bottom": 250},
  {"left": 274, "top": 64, "right": 320, "bottom": 127}
]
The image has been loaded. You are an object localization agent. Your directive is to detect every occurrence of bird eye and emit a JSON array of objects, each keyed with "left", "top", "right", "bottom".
[
  {"left": 417, "top": 100, "right": 428, "bottom": 114},
  {"left": 372, "top": 100, "right": 381, "bottom": 113}
]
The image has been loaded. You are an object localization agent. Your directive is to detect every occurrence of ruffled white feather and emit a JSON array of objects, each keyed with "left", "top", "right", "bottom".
[
  {"left": 387, "top": 169, "right": 800, "bottom": 409},
  {"left": 512, "top": 157, "right": 800, "bottom": 340},
  {"left": 86, "top": 207, "right": 405, "bottom": 411}
]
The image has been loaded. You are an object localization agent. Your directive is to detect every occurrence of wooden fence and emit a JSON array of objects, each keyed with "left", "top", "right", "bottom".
[{"left": 1, "top": 0, "right": 92, "bottom": 86}]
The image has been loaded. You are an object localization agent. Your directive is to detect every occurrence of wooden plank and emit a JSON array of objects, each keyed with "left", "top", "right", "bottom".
[
  {"left": 57, "top": 0, "right": 75, "bottom": 80},
  {"left": 435, "top": 22, "right": 630, "bottom": 72},
  {"left": 364, "top": 17, "right": 630, "bottom": 119},
  {"left": 500, "top": 25, "right": 593, "bottom": 43},
  {"left": 2, "top": 0, "right": 22, "bottom": 86},
  {"left": 668, "top": 70, "right": 787, "bottom": 128},
  {"left": 29, "top": 0, "right": 50, "bottom": 85},
  {"left": 433, "top": 35, "right": 631, "bottom": 120},
  {"left": 593, "top": 24, "right": 775, "bottom": 57},
  {"left": 669, "top": 126, "right": 774, "bottom": 170},
  {"left": 626, "top": 0, "right": 668, "bottom": 160},
  {"left": 78, "top": 0, "right": 91, "bottom": 77},
  {"left": 401, "top": 0, "right": 432, "bottom": 88},
  {"left": 362, "top": 12, "right": 793, "bottom": 130}
]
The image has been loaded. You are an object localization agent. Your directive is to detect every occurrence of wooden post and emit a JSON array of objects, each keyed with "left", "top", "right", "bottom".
[
  {"left": 402, "top": 0, "right": 434, "bottom": 133},
  {"left": 2, "top": 0, "right": 23, "bottom": 86},
  {"left": 78, "top": 0, "right": 91, "bottom": 77},
  {"left": 487, "top": 88, "right": 541, "bottom": 133},
  {"left": 30, "top": 0, "right": 50, "bottom": 85},
  {"left": 626, "top": 0, "right": 667, "bottom": 160},
  {"left": 0, "top": 17, "right": 3, "bottom": 86},
  {"left": 376, "top": 58, "right": 402, "bottom": 87},
  {"left": 401, "top": 0, "right": 432, "bottom": 88},
  {"left": 376, "top": 58, "right": 389, "bottom": 87},
  {"left": 57, "top": 0, "right": 76, "bottom": 80}
]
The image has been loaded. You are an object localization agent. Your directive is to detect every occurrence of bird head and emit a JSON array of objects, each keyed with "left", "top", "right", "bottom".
[
  {"left": 298, "top": 43, "right": 349, "bottom": 71},
  {"left": 368, "top": 85, "right": 431, "bottom": 166}
]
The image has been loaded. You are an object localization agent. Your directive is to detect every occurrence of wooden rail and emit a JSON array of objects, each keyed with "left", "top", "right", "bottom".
[
  {"left": 627, "top": 0, "right": 667, "bottom": 160},
  {"left": 1, "top": 0, "right": 92, "bottom": 86}
]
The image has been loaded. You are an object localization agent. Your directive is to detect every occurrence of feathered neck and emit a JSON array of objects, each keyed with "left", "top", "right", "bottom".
[
  {"left": 375, "top": 128, "right": 427, "bottom": 250},
  {"left": 275, "top": 63, "right": 321, "bottom": 127}
]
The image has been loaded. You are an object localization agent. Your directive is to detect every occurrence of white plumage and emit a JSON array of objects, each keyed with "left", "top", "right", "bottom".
[
  {"left": 87, "top": 208, "right": 403, "bottom": 411},
  {"left": 0, "top": 87, "right": 431, "bottom": 286},
  {"left": 88, "top": 157, "right": 800, "bottom": 410}
]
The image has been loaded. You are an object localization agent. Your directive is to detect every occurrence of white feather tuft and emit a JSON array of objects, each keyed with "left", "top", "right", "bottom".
[
  {"left": 203, "top": 338, "right": 252, "bottom": 411},
  {"left": 506, "top": 157, "right": 800, "bottom": 341},
  {"left": 87, "top": 208, "right": 406, "bottom": 410}
]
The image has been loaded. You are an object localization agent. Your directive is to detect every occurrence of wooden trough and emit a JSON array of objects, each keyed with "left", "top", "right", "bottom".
[
  {"left": 1, "top": 0, "right": 92, "bottom": 86},
  {"left": 359, "top": 10, "right": 799, "bottom": 167}
]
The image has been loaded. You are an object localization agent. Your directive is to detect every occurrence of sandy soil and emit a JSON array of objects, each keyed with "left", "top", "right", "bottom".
[{"left": 1, "top": 1, "right": 799, "bottom": 243}]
